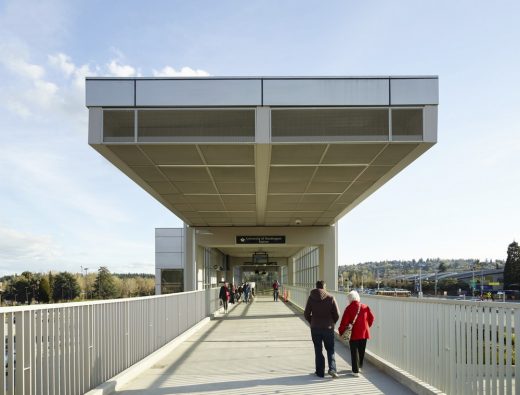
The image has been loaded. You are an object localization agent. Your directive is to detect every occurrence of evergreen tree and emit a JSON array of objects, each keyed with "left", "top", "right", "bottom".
[
  {"left": 93, "top": 266, "right": 118, "bottom": 299},
  {"left": 38, "top": 276, "right": 51, "bottom": 303},
  {"left": 52, "top": 272, "right": 81, "bottom": 301},
  {"left": 4, "top": 272, "right": 43, "bottom": 304},
  {"left": 438, "top": 261, "right": 448, "bottom": 272},
  {"left": 504, "top": 241, "right": 520, "bottom": 290},
  {"left": 48, "top": 271, "right": 55, "bottom": 301}
]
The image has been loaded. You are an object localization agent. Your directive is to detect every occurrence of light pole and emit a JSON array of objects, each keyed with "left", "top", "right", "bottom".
[
  {"left": 419, "top": 267, "right": 422, "bottom": 294},
  {"left": 480, "top": 267, "right": 484, "bottom": 297},
  {"left": 418, "top": 266, "right": 423, "bottom": 298},
  {"left": 472, "top": 264, "right": 475, "bottom": 296},
  {"left": 83, "top": 267, "right": 89, "bottom": 299}
]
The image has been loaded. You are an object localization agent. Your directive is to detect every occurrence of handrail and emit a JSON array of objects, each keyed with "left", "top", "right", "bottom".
[
  {"left": 0, "top": 288, "right": 221, "bottom": 395},
  {"left": 283, "top": 285, "right": 519, "bottom": 395}
]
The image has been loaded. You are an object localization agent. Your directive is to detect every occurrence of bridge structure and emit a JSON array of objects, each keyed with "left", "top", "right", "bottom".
[{"left": 0, "top": 289, "right": 517, "bottom": 394}]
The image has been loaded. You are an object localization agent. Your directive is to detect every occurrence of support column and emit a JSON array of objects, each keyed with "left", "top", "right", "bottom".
[
  {"left": 322, "top": 224, "right": 338, "bottom": 291},
  {"left": 155, "top": 268, "right": 161, "bottom": 295},
  {"left": 184, "top": 225, "right": 197, "bottom": 291}
]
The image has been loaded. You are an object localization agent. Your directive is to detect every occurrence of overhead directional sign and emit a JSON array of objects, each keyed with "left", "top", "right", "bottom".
[{"left": 236, "top": 236, "right": 286, "bottom": 244}]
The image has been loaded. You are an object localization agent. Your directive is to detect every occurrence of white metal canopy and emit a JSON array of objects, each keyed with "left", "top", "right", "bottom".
[{"left": 87, "top": 77, "right": 438, "bottom": 230}]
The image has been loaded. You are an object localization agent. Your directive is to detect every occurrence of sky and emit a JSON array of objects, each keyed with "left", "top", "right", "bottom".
[{"left": 0, "top": 0, "right": 519, "bottom": 275}]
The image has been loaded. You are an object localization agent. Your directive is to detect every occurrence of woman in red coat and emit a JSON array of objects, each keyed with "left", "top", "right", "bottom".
[{"left": 338, "top": 290, "right": 374, "bottom": 377}]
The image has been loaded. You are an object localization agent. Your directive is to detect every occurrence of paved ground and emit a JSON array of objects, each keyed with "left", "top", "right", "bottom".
[{"left": 116, "top": 296, "right": 415, "bottom": 395}]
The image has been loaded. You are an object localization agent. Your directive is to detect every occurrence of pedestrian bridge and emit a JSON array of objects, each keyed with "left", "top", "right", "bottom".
[
  {"left": 1, "top": 287, "right": 518, "bottom": 395},
  {"left": 113, "top": 295, "right": 411, "bottom": 395}
]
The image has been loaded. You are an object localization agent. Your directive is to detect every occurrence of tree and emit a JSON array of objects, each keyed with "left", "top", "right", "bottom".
[
  {"left": 504, "top": 241, "right": 520, "bottom": 290},
  {"left": 135, "top": 277, "right": 155, "bottom": 296},
  {"left": 52, "top": 272, "right": 81, "bottom": 301},
  {"left": 93, "top": 267, "right": 118, "bottom": 299},
  {"left": 438, "top": 261, "right": 448, "bottom": 272},
  {"left": 3, "top": 272, "right": 42, "bottom": 304},
  {"left": 38, "top": 276, "right": 51, "bottom": 303},
  {"left": 120, "top": 277, "right": 138, "bottom": 298}
]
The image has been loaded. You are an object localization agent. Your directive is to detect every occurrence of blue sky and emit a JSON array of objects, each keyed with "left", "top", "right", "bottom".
[{"left": 0, "top": 0, "right": 519, "bottom": 274}]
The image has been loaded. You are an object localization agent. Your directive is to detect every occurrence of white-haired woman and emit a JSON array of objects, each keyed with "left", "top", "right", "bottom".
[{"left": 338, "top": 290, "right": 374, "bottom": 377}]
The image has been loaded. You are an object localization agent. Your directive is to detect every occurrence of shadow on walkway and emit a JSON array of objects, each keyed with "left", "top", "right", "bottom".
[{"left": 115, "top": 296, "right": 414, "bottom": 395}]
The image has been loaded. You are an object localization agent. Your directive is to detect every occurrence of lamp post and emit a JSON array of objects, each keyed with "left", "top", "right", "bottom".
[
  {"left": 480, "top": 267, "right": 484, "bottom": 297},
  {"left": 472, "top": 264, "right": 475, "bottom": 296},
  {"left": 419, "top": 267, "right": 422, "bottom": 295},
  {"left": 83, "top": 267, "right": 89, "bottom": 299},
  {"left": 418, "top": 265, "right": 424, "bottom": 298}
]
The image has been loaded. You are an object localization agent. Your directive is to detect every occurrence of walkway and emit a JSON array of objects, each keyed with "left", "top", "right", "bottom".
[{"left": 115, "top": 296, "right": 414, "bottom": 395}]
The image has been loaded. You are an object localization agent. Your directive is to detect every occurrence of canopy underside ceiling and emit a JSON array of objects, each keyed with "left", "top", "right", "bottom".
[{"left": 102, "top": 141, "right": 429, "bottom": 227}]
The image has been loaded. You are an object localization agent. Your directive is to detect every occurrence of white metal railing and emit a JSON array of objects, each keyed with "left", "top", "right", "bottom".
[
  {"left": 0, "top": 288, "right": 220, "bottom": 395},
  {"left": 284, "top": 285, "right": 519, "bottom": 395}
]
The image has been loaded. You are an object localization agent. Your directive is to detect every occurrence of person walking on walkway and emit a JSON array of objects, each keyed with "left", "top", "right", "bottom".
[
  {"left": 304, "top": 280, "right": 340, "bottom": 378},
  {"left": 219, "top": 282, "right": 230, "bottom": 313},
  {"left": 242, "top": 282, "right": 250, "bottom": 303},
  {"left": 338, "top": 290, "right": 375, "bottom": 377},
  {"left": 272, "top": 280, "right": 280, "bottom": 301}
]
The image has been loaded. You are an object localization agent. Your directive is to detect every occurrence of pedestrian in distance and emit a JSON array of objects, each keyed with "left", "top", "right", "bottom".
[
  {"left": 243, "top": 282, "right": 250, "bottom": 303},
  {"left": 338, "top": 290, "right": 375, "bottom": 377},
  {"left": 219, "top": 282, "right": 230, "bottom": 314},
  {"left": 229, "top": 283, "right": 236, "bottom": 304},
  {"left": 304, "top": 280, "right": 340, "bottom": 378},
  {"left": 272, "top": 280, "right": 280, "bottom": 301}
]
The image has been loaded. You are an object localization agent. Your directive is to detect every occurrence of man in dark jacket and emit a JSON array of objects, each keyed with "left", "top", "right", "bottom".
[{"left": 304, "top": 280, "right": 340, "bottom": 378}]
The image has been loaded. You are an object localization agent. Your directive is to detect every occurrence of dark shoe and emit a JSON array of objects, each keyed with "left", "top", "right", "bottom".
[
  {"left": 328, "top": 369, "right": 339, "bottom": 378},
  {"left": 314, "top": 372, "right": 325, "bottom": 378}
]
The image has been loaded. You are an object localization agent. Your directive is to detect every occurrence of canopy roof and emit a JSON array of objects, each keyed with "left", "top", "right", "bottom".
[{"left": 87, "top": 76, "right": 438, "bottom": 227}]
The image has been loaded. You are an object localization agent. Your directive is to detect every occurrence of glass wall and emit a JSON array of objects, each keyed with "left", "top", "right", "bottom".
[
  {"left": 280, "top": 265, "right": 288, "bottom": 285},
  {"left": 294, "top": 247, "right": 320, "bottom": 288},
  {"left": 203, "top": 247, "right": 224, "bottom": 289},
  {"left": 161, "top": 269, "right": 184, "bottom": 294}
]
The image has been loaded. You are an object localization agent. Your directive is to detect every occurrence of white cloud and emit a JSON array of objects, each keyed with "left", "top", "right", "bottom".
[
  {"left": 107, "top": 60, "right": 138, "bottom": 77},
  {"left": 48, "top": 53, "right": 75, "bottom": 77},
  {"left": 0, "top": 46, "right": 60, "bottom": 115},
  {"left": 73, "top": 63, "right": 95, "bottom": 89},
  {"left": 1, "top": 45, "right": 210, "bottom": 120},
  {"left": 6, "top": 99, "right": 31, "bottom": 117},
  {"left": 0, "top": 146, "right": 130, "bottom": 225},
  {"left": 5, "top": 56, "right": 45, "bottom": 80},
  {"left": 0, "top": 226, "right": 60, "bottom": 263},
  {"left": 153, "top": 66, "right": 210, "bottom": 77},
  {"left": 48, "top": 52, "right": 96, "bottom": 90}
]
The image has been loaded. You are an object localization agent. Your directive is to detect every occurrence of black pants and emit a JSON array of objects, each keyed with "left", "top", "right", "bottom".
[
  {"left": 311, "top": 328, "right": 336, "bottom": 376},
  {"left": 221, "top": 298, "right": 228, "bottom": 312},
  {"left": 349, "top": 339, "right": 367, "bottom": 373}
]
